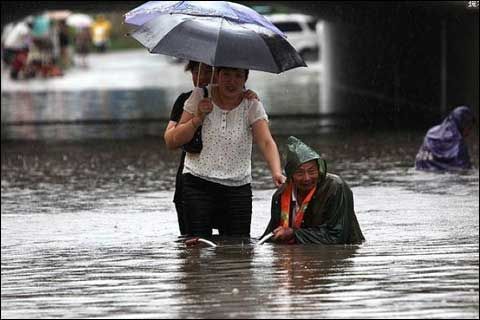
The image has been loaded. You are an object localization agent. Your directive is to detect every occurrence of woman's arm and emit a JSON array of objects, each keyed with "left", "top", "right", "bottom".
[
  {"left": 165, "top": 87, "right": 213, "bottom": 149},
  {"left": 165, "top": 111, "right": 200, "bottom": 149},
  {"left": 164, "top": 120, "right": 178, "bottom": 150},
  {"left": 166, "top": 96, "right": 214, "bottom": 149},
  {"left": 252, "top": 120, "right": 286, "bottom": 187},
  {"left": 164, "top": 91, "right": 195, "bottom": 150}
]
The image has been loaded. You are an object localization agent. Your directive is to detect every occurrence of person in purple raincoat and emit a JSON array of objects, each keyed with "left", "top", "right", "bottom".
[{"left": 415, "top": 105, "right": 475, "bottom": 172}]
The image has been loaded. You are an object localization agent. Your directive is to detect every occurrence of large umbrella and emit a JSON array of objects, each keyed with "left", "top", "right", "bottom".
[
  {"left": 66, "top": 13, "right": 93, "bottom": 29},
  {"left": 3, "top": 20, "right": 31, "bottom": 50},
  {"left": 126, "top": 11, "right": 306, "bottom": 73},
  {"left": 47, "top": 10, "right": 72, "bottom": 21},
  {"left": 124, "top": 1, "right": 285, "bottom": 37}
]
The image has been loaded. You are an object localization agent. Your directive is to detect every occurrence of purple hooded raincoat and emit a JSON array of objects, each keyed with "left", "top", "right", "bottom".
[{"left": 415, "top": 106, "right": 475, "bottom": 171}]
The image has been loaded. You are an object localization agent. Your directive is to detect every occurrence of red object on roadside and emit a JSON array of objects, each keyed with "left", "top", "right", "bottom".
[{"left": 11, "top": 50, "right": 28, "bottom": 72}]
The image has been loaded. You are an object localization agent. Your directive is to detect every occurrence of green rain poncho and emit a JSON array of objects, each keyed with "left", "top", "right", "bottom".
[{"left": 261, "top": 136, "right": 365, "bottom": 244}]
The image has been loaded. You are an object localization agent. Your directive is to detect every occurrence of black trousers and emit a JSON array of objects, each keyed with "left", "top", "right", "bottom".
[
  {"left": 182, "top": 173, "right": 252, "bottom": 237},
  {"left": 174, "top": 202, "right": 187, "bottom": 235},
  {"left": 174, "top": 153, "right": 187, "bottom": 235}
]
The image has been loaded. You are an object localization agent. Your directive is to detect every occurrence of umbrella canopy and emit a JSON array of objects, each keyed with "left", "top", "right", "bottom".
[
  {"left": 128, "top": 13, "right": 306, "bottom": 73},
  {"left": 125, "top": 0, "right": 285, "bottom": 37},
  {"left": 66, "top": 13, "right": 93, "bottom": 29},
  {"left": 47, "top": 10, "right": 72, "bottom": 21},
  {"left": 3, "top": 20, "right": 31, "bottom": 49}
]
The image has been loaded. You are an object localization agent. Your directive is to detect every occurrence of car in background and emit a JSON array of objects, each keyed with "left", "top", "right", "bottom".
[{"left": 265, "top": 13, "right": 320, "bottom": 61}]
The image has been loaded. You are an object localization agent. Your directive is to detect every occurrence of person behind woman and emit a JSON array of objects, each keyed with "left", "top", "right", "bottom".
[
  {"left": 74, "top": 27, "right": 91, "bottom": 68},
  {"left": 169, "top": 66, "right": 285, "bottom": 238},
  {"left": 58, "top": 20, "right": 70, "bottom": 68},
  {"left": 164, "top": 62, "right": 259, "bottom": 235},
  {"left": 415, "top": 105, "right": 475, "bottom": 172},
  {"left": 164, "top": 61, "right": 212, "bottom": 235}
]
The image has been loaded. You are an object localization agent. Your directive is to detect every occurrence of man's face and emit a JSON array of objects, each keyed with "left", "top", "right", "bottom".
[{"left": 292, "top": 160, "right": 319, "bottom": 194}]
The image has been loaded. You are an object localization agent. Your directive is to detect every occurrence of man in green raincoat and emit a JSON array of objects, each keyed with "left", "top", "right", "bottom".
[{"left": 261, "top": 136, "right": 365, "bottom": 244}]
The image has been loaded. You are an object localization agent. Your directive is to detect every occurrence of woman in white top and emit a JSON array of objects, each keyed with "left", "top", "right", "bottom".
[{"left": 170, "top": 67, "right": 285, "bottom": 237}]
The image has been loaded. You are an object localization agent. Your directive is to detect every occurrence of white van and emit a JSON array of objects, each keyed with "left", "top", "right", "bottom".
[{"left": 265, "top": 13, "right": 320, "bottom": 61}]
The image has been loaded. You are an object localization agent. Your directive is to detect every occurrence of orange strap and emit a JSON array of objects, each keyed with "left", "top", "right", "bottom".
[{"left": 280, "top": 182, "right": 316, "bottom": 229}]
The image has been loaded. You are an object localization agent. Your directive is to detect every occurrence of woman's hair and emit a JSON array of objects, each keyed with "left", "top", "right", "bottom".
[
  {"left": 185, "top": 60, "right": 213, "bottom": 73},
  {"left": 184, "top": 60, "right": 199, "bottom": 72},
  {"left": 186, "top": 63, "right": 249, "bottom": 80},
  {"left": 216, "top": 66, "right": 249, "bottom": 81}
]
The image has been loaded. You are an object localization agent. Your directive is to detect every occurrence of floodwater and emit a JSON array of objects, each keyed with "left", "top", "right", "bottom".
[{"left": 1, "top": 50, "right": 479, "bottom": 319}]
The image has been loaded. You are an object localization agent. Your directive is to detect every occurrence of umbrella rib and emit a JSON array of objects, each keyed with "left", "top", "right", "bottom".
[{"left": 205, "top": 18, "right": 223, "bottom": 66}]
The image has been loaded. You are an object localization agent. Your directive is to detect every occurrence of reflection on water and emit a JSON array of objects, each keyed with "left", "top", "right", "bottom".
[
  {"left": 1, "top": 89, "right": 174, "bottom": 124},
  {"left": 1, "top": 67, "right": 325, "bottom": 140},
  {"left": 1, "top": 48, "right": 437, "bottom": 141}
]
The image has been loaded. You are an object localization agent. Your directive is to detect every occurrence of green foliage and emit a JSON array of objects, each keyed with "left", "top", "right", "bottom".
[{"left": 109, "top": 35, "right": 142, "bottom": 51}]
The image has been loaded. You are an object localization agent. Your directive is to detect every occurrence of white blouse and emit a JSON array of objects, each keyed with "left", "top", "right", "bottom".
[{"left": 182, "top": 87, "right": 268, "bottom": 186}]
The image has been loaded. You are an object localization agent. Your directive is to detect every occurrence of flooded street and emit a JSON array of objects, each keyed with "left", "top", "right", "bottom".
[{"left": 1, "top": 50, "right": 479, "bottom": 318}]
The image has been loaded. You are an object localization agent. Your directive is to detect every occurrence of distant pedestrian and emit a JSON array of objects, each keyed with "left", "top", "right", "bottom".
[
  {"left": 91, "top": 14, "right": 111, "bottom": 52},
  {"left": 58, "top": 20, "right": 71, "bottom": 68},
  {"left": 415, "top": 105, "right": 475, "bottom": 172},
  {"left": 74, "top": 27, "right": 91, "bottom": 68}
]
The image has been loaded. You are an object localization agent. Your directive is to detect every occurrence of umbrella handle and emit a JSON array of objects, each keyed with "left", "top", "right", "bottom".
[
  {"left": 196, "top": 62, "right": 201, "bottom": 87},
  {"left": 209, "top": 66, "right": 215, "bottom": 97}
]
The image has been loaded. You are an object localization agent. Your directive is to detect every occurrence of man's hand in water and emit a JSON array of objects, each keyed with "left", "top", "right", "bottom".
[
  {"left": 185, "top": 237, "right": 200, "bottom": 246},
  {"left": 272, "top": 226, "right": 294, "bottom": 242}
]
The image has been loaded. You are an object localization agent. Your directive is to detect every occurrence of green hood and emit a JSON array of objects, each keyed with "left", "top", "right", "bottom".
[{"left": 284, "top": 136, "right": 327, "bottom": 180}]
